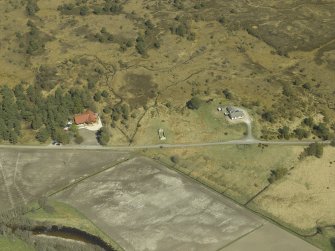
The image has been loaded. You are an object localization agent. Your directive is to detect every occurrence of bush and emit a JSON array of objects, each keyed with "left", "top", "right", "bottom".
[
  {"left": 74, "top": 134, "right": 84, "bottom": 144},
  {"left": 135, "top": 37, "right": 146, "bottom": 55},
  {"left": 170, "top": 155, "right": 180, "bottom": 164},
  {"left": 26, "top": 0, "right": 39, "bottom": 16},
  {"left": 268, "top": 167, "right": 288, "bottom": 183},
  {"left": 313, "top": 123, "right": 331, "bottom": 140},
  {"left": 262, "top": 111, "right": 275, "bottom": 123},
  {"left": 330, "top": 237, "right": 335, "bottom": 250},
  {"left": 186, "top": 97, "right": 202, "bottom": 110},
  {"left": 303, "top": 117, "right": 314, "bottom": 127},
  {"left": 97, "top": 127, "right": 110, "bottom": 145},
  {"left": 79, "top": 6, "right": 89, "bottom": 16},
  {"left": 223, "top": 89, "right": 232, "bottom": 99},
  {"left": 36, "top": 128, "right": 49, "bottom": 143},
  {"left": 301, "top": 142, "right": 324, "bottom": 159},
  {"left": 294, "top": 128, "right": 309, "bottom": 139},
  {"left": 278, "top": 126, "right": 290, "bottom": 140}
]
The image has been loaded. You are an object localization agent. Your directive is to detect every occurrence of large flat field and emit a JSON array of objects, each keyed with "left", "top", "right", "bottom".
[
  {"left": 0, "top": 148, "right": 130, "bottom": 212},
  {"left": 53, "top": 156, "right": 319, "bottom": 251}
]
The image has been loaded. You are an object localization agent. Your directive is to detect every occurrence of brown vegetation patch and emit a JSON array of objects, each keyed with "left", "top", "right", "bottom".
[{"left": 121, "top": 73, "right": 157, "bottom": 108}]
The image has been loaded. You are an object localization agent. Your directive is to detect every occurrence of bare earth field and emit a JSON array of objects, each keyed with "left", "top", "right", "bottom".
[
  {"left": 53, "top": 156, "right": 319, "bottom": 251},
  {"left": 0, "top": 148, "right": 130, "bottom": 212}
]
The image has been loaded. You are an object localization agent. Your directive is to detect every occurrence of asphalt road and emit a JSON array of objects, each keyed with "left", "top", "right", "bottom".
[{"left": 0, "top": 138, "right": 329, "bottom": 151}]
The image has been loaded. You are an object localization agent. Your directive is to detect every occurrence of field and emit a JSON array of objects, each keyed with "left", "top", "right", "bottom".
[
  {"left": 0, "top": 236, "right": 35, "bottom": 251},
  {"left": 0, "top": 148, "right": 130, "bottom": 212},
  {"left": 144, "top": 145, "right": 303, "bottom": 203},
  {"left": 144, "top": 145, "right": 335, "bottom": 250},
  {"left": 53, "top": 156, "right": 318, "bottom": 251}
]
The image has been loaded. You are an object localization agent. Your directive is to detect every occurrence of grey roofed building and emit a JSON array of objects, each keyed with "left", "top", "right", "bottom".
[{"left": 226, "top": 106, "right": 244, "bottom": 120}]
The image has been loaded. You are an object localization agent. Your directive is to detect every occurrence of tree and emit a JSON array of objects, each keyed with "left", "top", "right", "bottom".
[
  {"left": 303, "top": 117, "right": 314, "bottom": 127},
  {"left": 330, "top": 237, "right": 335, "bottom": 250},
  {"left": 313, "top": 123, "right": 331, "bottom": 140},
  {"left": 302, "top": 143, "right": 324, "bottom": 158},
  {"left": 223, "top": 89, "right": 233, "bottom": 99},
  {"left": 31, "top": 115, "right": 43, "bottom": 130},
  {"left": 330, "top": 138, "right": 335, "bottom": 147},
  {"left": 294, "top": 128, "right": 309, "bottom": 140},
  {"left": 278, "top": 126, "right": 290, "bottom": 140},
  {"left": 268, "top": 167, "right": 288, "bottom": 183},
  {"left": 262, "top": 111, "right": 275, "bottom": 123},
  {"left": 97, "top": 127, "right": 110, "bottom": 145},
  {"left": 9, "top": 131, "right": 18, "bottom": 144},
  {"left": 80, "top": 6, "right": 89, "bottom": 16},
  {"left": 186, "top": 97, "right": 201, "bottom": 110},
  {"left": 101, "top": 90, "right": 109, "bottom": 98},
  {"left": 94, "top": 92, "right": 102, "bottom": 102},
  {"left": 26, "top": 0, "right": 40, "bottom": 16},
  {"left": 170, "top": 155, "right": 180, "bottom": 164},
  {"left": 54, "top": 128, "right": 70, "bottom": 144},
  {"left": 36, "top": 128, "right": 50, "bottom": 143}
]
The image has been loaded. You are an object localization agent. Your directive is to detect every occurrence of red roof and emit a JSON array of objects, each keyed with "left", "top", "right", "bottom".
[{"left": 74, "top": 110, "right": 97, "bottom": 124}]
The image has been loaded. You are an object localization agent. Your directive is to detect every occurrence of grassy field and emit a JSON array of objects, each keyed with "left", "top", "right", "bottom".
[
  {"left": 133, "top": 102, "right": 247, "bottom": 145},
  {"left": 143, "top": 145, "right": 335, "bottom": 250},
  {"left": 144, "top": 145, "right": 303, "bottom": 204},
  {"left": 0, "top": 236, "right": 35, "bottom": 251},
  {"left": 25, "top": 200, "right": 124, "bottom": 250}
]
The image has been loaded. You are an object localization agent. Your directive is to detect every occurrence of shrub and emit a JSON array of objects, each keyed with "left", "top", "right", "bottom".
[
  {"left": 170, "top": 155, "right": 180, "bottom": 164},
  {"left": 330, "top": 237, "right": 335, "bottom": 250},
  {"left": 223, "top": 89, "right": 233, "bottom": 99},
  {"left": 97, "top": 127, "right": 110, "bottom": 145},
  {"left": 294, "top": 128, "right": 309, "bottom": 139},
  {"left": 268, "top": 167, "right": 288, "bottom": 183},
  {"left": 186, "top": 97, "right": 202, "bottom": 110},
  {"left": 36, "top": 128, "right": 49, "bottom": 143},
  {"left": 26, "top": 0, "right": 39, "bottom": 16},
  {"left": 303, "top": 117, "right": 314, "bottom": 127},
  {"left": 74, "top": 134, "right": 84, "bottom": 144},
  {"left": 301, "top": 142, "right": 324, "bottom": 159},
  {"left": 278, "top": 126, "right": 290, "bottom": 139},
  {"left": 262, "top": 111, "right": 275, "bottom": 123},
  {"left": 313, "top": 123, "right": 331, "bottom": 140},
  {"left": 79, "top": 6, "right": 89, "bottom": 16}
]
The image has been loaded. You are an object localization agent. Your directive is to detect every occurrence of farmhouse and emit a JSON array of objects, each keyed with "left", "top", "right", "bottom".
[
  {"left": 74, "top": 110, "right": 98, "bottom": 125},
  {"left": 226, "top": 106, "right": 244, "bottom": 120}
]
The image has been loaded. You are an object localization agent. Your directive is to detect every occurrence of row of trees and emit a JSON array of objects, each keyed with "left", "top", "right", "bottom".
[{"left": 277, "top": 116, "right": 334, "bottom": 140}]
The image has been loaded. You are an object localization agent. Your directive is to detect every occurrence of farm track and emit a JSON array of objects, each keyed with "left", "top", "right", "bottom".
[{"left": 0, "top": 160, "right": 14, "bottom": 209}]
